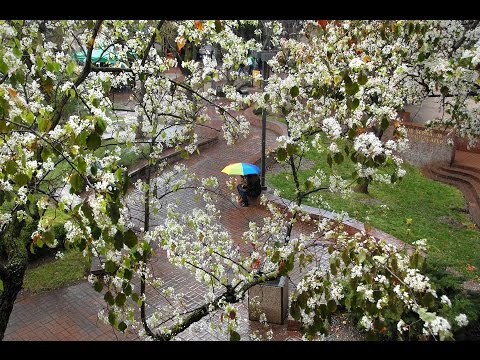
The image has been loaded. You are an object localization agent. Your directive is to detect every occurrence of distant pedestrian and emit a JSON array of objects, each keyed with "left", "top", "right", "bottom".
[{"left": 246, "top": 51, "right": 256, "bottom": 75}]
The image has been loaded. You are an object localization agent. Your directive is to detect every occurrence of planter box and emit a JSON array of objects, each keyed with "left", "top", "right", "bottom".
[{"left": 248, "top": 276, "right": 288, "bottom": 325}]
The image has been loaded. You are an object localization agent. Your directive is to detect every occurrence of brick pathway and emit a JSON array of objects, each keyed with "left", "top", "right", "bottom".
[{"left": 4, "top": 100, "right": 363, "bottom": 341}]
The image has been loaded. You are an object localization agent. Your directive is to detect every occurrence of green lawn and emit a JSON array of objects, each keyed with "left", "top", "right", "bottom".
[
  {"left": 266, "top": 148, "right": 480, "bottom": 279},
  {"left": 5, "top": 140, "right": 146, "bottom": 292},
  {"left": 23, "top": 250, "right": 86, "bottom": 293}
]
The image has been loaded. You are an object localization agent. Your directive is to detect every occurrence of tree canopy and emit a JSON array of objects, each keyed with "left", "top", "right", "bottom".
[{"left": 0, "top": 20, "right": 478, "bottom": 341}]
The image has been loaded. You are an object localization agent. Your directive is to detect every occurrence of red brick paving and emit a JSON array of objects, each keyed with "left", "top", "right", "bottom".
[
  {"left": 4, "top": 99, "right": 306, "bottom": 341},
  {"left": 4, "top": 97, "right": 363, "bottom": 341}
]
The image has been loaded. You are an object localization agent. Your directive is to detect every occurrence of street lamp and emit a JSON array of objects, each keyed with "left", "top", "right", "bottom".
[{"left": 256, "top": 50, "right": 276, "bottom": 190}]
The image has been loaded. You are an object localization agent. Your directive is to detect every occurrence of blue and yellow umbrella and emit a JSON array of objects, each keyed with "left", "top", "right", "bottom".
[{"left": 221, "top": 162, "right": 261, "bottom": 176}]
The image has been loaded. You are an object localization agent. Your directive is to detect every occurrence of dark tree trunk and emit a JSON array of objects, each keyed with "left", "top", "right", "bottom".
[
  {"left": 354, "top": 182, "right": 369, "bottom": 194},
  {"left": 0, "top": 218, "right": 29, "bottom": 340}
]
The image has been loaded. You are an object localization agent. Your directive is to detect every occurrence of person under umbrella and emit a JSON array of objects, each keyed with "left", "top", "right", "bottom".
[
  {"left": 236, "top": 173, "right": 261, "bottom": 207},
  {"left": 221, "top": 162, "right": 262, "bottom": 207}
]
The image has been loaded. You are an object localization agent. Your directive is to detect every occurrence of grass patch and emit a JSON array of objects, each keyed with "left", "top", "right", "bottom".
[
  {"left": 266, "top": 148, "right": 480, "bottom": 279},
  {"left": 23, "top": 250, "right": 87, "bottom": 293}
]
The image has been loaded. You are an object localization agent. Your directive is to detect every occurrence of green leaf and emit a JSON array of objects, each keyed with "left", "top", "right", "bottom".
[
  {"left": 43, "top": 229, "right": 55, "bottom": 245},
  {"left": 358, "top": 71, "right": 368, "bottom": 86},
  {"left": 229, "top": 330, "right": 240, "bottom": 341},
  {"left": 333, "top": 74, "right": 343, "bottom": 86},
  {"left": 271, "top": 251, "right": 280, "bottom": 263},
  {"left": 285, "top": 254, "right": 295, "bottom": 272},
  {"left": 347, "top": 98, "right": 360, "bottom": 110},
  {"left": 0, "top": 120, "right": 9, "bottom": 132},
  {"left": 286, "top": 143, "right": 297, "bottom": 156},
  {"left": 107, "top": 202, "right": 120, "bottom": 224},
  {"left": 0, "top": 279, "right": 3, "bottom": 292},
  {"left": 91, "top": 225, "right": 101, "bottom": 239},
  {"left": 131, "top": 293, "right": 140, "bottom": 304},
  {"left": 66, "top": 61, "right": 76, "bottom": 76},
  {"left": 114, "top": 231, "right": 124, "bottom": 251},
  {"left": 276, "top": 148, "right": 288, "bottom": 162},
  {"left": 304, "top": 179, "right": 313, "bottom": 191},
  {"left": 422, "top": 292, "right": 435, "bottom": 308},
  {"left": 95, "top": 118, "right": 107, "bottom": 134},
  {"left": 13, "top": 46, "right": 22, "bottom": 58},
  {"left": 123, "top": 283, "right": 132, "bottom": 296},
  {"left": 38, "top": 117, "right": 52, "bottom": 132},
  {"left": 345, "top": 82, "right": 359, "bottom": 96},
  {"left": 122, "top": 171, "right": 130, "bottom": 195},
  {"left": 327, "top": 154, "right": 333, "bottom": 168},
  {"left": 118, "top": 321, "right": 127, "bottom": 332},
  {"left": 333, "top": 152, "right": 344, "bottom": 164},
  {"left": 81, "top": 202, "right": 94, "bottom": 222},
  {"left": 104, "top": 291, "right": 115, "bottom": 305},
  {"left": 86, "top": 132, "right": 101, "bottom": 150},
  {"left": 264, "top": 93, "right": 270, "bottom": 102},
  {"left": 14, "top": 173, "right": 29, "bottom": 187},
  {"left": 35, "top": 55, "right": 44, "bottom": 69},
  {"left": 180, "top": 149, "right": 189, "bottom": 159},
  {"left": 124, "top": 229, "right": 138, "bottom": 248},
  {"left": 391, "top": 172, "right": 398, "bottom": 183},
  {"left": 76, "top": 157, "right": 87, "bottom": 174},
  {"left": 16, "top": 69, "right": 25, "bottom": 84},
  {"left": 124, "top": 269, "right": 133, "bottom": 281},
  {"left": 290, "top": 303, "right": 301, "bottom": 320},
  {"left": 108, "top": 310, "right": 116, "bottom": 326},
  {"left": 330, "top": 263, "right": 338, "bottom": 276},
  {"left": 115, "top": 168, "right": 124, "bottom": 183},
  {"left": 327, "top": 299, "right": 337, "bottom": 312},
  {"left": 41, "top": 147, "right": 52, "bottom": 162},
  {"left": 381, "top": 116, "right": 390, "bottom": 130},
  {"left": 104, "top": 260, "right": 117, "bottom": 274},
  {"left": 115, "top": 293, "right": 127, "bottom": 307},
  {"left": 0, "top": 58, "right": 8, "bottom": 74},
  {"left": 290, "top": 85, "right": 299, "bottom": 98},
  {"left": 94, "top": 281, "right": 103, "bottom": 292},
  {"left": 440, "top": 86, "right": 449, "bottom": 96},
  {"left": 345, "top": 296, "right": 351, "bottom": 311},
  {"left": 5, "top": 160, "right": 17, "bottom": 175},
  {"left": 70, "top": 172, "right": 84, "bottom": 193},
  {"left": 358, "top": 250, "right": 366, "bottom": 263}
]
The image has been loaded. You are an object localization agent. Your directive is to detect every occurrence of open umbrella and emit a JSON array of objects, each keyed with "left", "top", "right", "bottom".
[{"left": 221, "top": 162, "right": 260, "bottom": 176}]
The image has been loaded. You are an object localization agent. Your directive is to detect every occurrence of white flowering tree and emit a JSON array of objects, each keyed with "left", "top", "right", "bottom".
[
  {"left": 0, "top": 19, "right": 476, "bottom": 341},
  {"left": 0, "top": 19, "right": 262, "bottom": 339}
]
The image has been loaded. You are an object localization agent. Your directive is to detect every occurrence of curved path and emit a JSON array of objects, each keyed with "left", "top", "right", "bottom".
[{"left": 5, "top": 103, "right": 339, "bottom": 341}]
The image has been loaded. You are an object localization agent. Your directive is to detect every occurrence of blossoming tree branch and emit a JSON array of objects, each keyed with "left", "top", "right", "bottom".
[{"left": 0, "top": 20, "right": 477, "bottom": 340}]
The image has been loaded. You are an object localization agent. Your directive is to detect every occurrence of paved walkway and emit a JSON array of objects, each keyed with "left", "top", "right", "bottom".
[{"left": 5, "top": 99, "right": 365, "bottom": 341}]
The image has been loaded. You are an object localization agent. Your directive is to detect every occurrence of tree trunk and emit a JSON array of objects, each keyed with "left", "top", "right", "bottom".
[
  {"left": 135, "top": 80, "right": 146, "bottom": 140},
  {"left": 0, "top": 218, "right": 29, "bottom": 340},
  {"left": 354, "top": 182, "right": 369, "bottom": 194}
]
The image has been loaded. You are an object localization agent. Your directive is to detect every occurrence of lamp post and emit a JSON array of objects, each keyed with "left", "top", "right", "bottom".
[{"left": 257, "top": 50, "right": 276, "bottom": 190}]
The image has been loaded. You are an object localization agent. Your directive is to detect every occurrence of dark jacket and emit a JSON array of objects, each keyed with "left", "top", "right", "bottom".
[{"left": 245, "top": 174, "right": 261, "bottom": 197}]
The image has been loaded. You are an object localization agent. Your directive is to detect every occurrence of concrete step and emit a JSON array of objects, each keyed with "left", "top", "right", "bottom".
[
  {"left": 441, "top": 165, "right": 480, "bottom": 185},
  {"left": 451, "top": 163, "right": 480, "bottom": 176},
  {"left": 436, "top": 166, "right": 480, "bottom": 200},
  {"left": 427, "top": 166, "right": 480, "bottom": 227}
]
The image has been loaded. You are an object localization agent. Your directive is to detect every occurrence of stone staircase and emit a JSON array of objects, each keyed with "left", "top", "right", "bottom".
[{"left": 425, "top": 162, "right": 480, "bottom": 228}]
